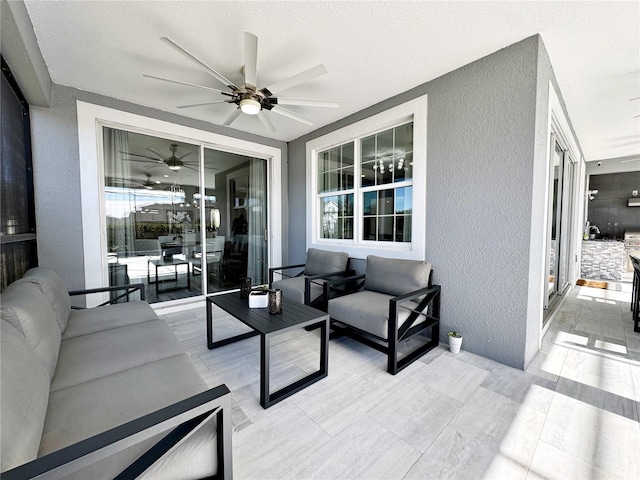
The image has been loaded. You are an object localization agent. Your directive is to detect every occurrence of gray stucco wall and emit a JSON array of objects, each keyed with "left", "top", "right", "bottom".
[
  {"left": 30, "top": 84, "right": 287, "bottom": 291},
  {"left": 288, "top": 36, "right": 543, "bottom": 369}
]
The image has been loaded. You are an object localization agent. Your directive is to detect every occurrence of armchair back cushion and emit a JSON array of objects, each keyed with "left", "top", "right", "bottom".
[
  {"left": 0, "top": 320, "right": 50, "bottom": 472},
  {"left": 304, "top": 248, "right": 349, "bottom": 276},
  {"left": 364, "top": 255, "right": 431, "bottom": 297},
  {"left": 20, "top": 267, "right": 71, "bottom": 332},
  {"left": 0, "top": 281, "right": 61, "bottom": 379}
]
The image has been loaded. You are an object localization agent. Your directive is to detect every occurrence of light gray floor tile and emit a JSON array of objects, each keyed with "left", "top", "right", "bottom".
[
  {"left": 527, "top": 440, "right": 621, "bottom": 480},
  {"left": 403, "top": 427, "right": 528, "bottom": 480},
  {"left": 368, "top": 379, "right": 463, "bottom": 452},
  {"left": 525, "top": 340, "right": 568, "bottom": 383},
  {"left": 449, "top": 387, "right": 546, "bottom": 469},
  {"left": 285, "top": 415, "right": 421, "bottom": 480},
  {"left": 539, "top": 392, "right": 640, "bottom": 478},
  {"left": 233, "top": 403, "right": 331, "bottom": 479},
  {"left": 416, "top": 354, "right": 490, "bottom": 403},
  {"left": 481, "top": 364, "right": 555, "bottom": 413}
]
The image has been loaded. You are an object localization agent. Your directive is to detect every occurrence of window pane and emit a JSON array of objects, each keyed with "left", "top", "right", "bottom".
[
  {"left": 378, "top": 216, "right": 394, "bottom": 242},
  {"left": 376, "top": 160, "right": 393, "bottom": 185},
  {"left": 363, "top": 217, "right": 377, "bottom": 241},
  {"left": 361, "top": 135, "right": 375, "bottom": 162},
  {"left": 328, "top": 147, "right": 341, "bottom": 170},
  {"left": 363, "top": 191, "right": 377, "bottom": 215},
  {"left": 394, "top": 123, "right": 413, "bottom": 154},
  {"left": 342, "top": 143, "right": 354, "bottom": 167},
  {"left": 361, "top": 161, "right": 376, "bottom": 187},
  {"left": 395, "top": 186, "right": 412, "bottom": 214},
  {"left": 320, "top": 194, "right": 353, "bottom": 239},
  {"left": 379, "top": 189, "right": 394, "bottom": 215},
  {"left": 396, "top": 215, "right": 412, "bottom": 242},
  {"left": 377, "top": 129, "right": 393, "bottom": 155},
  {"left": 318, "top": 151, "right": 328, "bottom": 173},
  {"left": 341, "top": 166, "right": 354, "bottom": 190}
]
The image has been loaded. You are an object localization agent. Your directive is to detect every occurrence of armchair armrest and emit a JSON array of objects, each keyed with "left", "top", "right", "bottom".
[
  {"left": 268, "top": 263, "right": 306, "bottom": 285},
  {"left": 69, "top": 283, "right": 146, "bottom": 308},
  {"left": 2, "top": 385, "right": 233, "bottom": 480},
  {"left": 304, "top": 269, "right": 356, "bottom": 306},
  {"left": 390, "top": 285, "right": 441, "bottom": 341}
]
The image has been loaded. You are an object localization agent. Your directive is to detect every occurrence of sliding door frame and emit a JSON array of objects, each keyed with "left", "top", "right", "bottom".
[{"left": 77, "top": 102, "right": 282, "bottom": 306}]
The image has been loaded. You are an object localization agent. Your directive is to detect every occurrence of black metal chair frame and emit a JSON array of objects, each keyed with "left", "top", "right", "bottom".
[
  {"left": 322, "top": 274, "right": 441, "bottom": 375},
  {"left": 631, "top": 256, "right": 640, "bottom": 333},
  {"left": 3, "top": 284, "right": 234, "bottom": 480},
  {"left": 268, "top": 263, "right": 353, "bottom": 309}
]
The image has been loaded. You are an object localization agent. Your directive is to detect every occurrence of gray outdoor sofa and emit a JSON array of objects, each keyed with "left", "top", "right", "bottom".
[{"left": 0, "top": 268, "right": 232, "bottom": 479}]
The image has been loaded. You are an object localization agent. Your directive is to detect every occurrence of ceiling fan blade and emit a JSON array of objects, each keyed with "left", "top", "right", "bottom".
[
  {"left": 120, "top": 151, "right": 164, "bottom": 161},
  {"left": 263, "top": 64, "right": 328, "bottom": 95},
  {"left": 273, "top": 97, "right": 339, "bottom": 108},
  {"left": 177, "top": 151, "right": 193, "bottom": 160},
  {"left": 223, "top": 108, "right": 242, "bottom": 127},
  {"left": 629, "top": 97, "right": 640, "bottom": 101},
  {"left": 123, "top": 158, "right": 163, "bottom": 165},
  {"left": 257, "top": 111, "right": 276, "bottom": 132},
  {"left": 176, "top": 100, "right": 228, "bottom": 109},
  {"left": 143, "top": 74, "right": 226, "bottom": 95},
  {"left": 244, "top": 32, "right": 258, "bottom": 89},
  {"left": 160, "top": 37, "right": 239, "bottom": 91},
  {"left": 147, "top": 147, "right": 168, "bottom": 160},
  {"left": 270, "top": 106, "right": 314, "bottom": 126}
]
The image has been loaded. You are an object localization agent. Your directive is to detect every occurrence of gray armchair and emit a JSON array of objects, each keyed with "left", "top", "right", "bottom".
[
  {"left": 269, "top": 248, "right": 350, "bottom": 308},
  {"left": 324, "top": 255, "right": 441, "bottom": 374}
]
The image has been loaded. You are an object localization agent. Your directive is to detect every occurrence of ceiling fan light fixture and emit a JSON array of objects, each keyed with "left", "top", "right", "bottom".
[
  {"left": 240, "top": 98, "right": 261, "bottom": 115},
  {"left": 168, "top": 165, "right": 182, "bottom": 171}
]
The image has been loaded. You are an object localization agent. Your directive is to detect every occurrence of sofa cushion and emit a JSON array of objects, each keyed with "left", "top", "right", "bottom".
[
  {"left": 364, "top": 255, "right": 431, "bottom": 297},
  {"left": 272, "top": 276, "right": 325, "bottom": 305},
  {"left": 63, "top": 301, "right": 159, "bottom": 339},
  {"left": 40, "top": 354, "right": 207, "bottom": 455},
  {"left": 328, "top": 290, "right": 423, "bottom": 340},
  {"left": 0, "top": 281, "right": 61, "bottom": 379},
  {"left": 304, "top": 248, "right": 349, "bottom": 276},
  {"left": 51, "top": 319, "right": 186, "bottom": 392},
  {"left": 1, "top": 320, "right": 51, "bottom": 473},
  {"left": 20, "top": 267, "right": 71, "bottom": 332}
]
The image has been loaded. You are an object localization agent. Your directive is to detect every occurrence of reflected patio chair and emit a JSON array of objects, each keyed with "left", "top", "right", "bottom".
[{"left": 192, "top": 237, "right": 225, "bottom": 283}]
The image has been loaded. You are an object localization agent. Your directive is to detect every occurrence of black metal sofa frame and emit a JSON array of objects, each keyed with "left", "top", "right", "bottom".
[{"left": 2, "top": 283, "right": 233, "bottom": 480}]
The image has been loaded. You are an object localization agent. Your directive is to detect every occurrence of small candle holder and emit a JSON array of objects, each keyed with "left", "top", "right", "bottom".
[
  {"left": 268, "top": 289, "right": 282, "bottom": 314},
  {"left": 240, "top": 277, "right": 252, "bottom": 299}
]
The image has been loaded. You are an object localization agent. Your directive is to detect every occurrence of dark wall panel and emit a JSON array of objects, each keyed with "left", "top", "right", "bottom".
[{"left": 588, "top": 171, "right": 640, "bottom": 238}]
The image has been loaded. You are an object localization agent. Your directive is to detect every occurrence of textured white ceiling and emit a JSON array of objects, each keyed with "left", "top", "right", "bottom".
[{"left": 23, "top": 0, "right": 640, "bottom": 160}]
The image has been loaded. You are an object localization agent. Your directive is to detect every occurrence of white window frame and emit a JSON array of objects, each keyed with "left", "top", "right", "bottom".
[
  {"left": 306, "top": 95, "right": 427, "bottom": 260},
  {"left": 77, "top": 101, "right": 282, "bottom": 305}
]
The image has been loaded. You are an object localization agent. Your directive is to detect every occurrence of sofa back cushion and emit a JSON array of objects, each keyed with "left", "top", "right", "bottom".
[
  {"left": 1, "top": 320, "right": 51, "bottom": 473},
  {"left": 304, "top": 248, "right": 349, "bottom": 276},
  {"left": 1, "top": 281, "right": 61, "bottom": 379},
  {"left": 20, "top": 267, "right": 71, "bottom": 332},
  {"left": 364, "top": 255, "right": 432, "bottom": 297}
]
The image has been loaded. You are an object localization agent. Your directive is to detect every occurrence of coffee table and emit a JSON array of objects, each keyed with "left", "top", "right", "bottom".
[
  {"left": 206, "top": 292, "right": 329, "bottom": 408},
  {"left": 147, "top": 258, "right": 191, "bottom": 294}
]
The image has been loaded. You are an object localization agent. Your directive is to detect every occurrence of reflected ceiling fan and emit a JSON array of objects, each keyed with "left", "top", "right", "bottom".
[
  {"left": 107, "top": 173, "right": 160, "bottom": 189},
  {"left": 122, "top": 143, "right": 195, "bottom": 171},
  {"left": 143, "top": 32, "right": 339, "bottom": 131}
]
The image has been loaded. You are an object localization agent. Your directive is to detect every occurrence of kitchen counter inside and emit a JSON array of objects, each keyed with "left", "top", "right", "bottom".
[{"left": 580, "top": 240, "right": 626, "bottom": 281}]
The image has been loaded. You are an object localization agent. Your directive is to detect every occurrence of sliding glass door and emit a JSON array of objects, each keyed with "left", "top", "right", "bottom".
[
  {"left": 544, "top": 133, "right": 576, "bottom": 312},
  {"left": 102, "top": 127, "right": 268, "bottom": 304}
]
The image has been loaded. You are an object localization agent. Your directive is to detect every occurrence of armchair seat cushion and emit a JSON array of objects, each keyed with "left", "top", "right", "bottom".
[
  {"left": 328, "top": 290, "right": 423, "bottom": 340},
  {"left": 63, "top": 301, "right": 158, "bottom": 339},
  {"left": 271, "top": 276, "right": 325, "bottom": 305}
]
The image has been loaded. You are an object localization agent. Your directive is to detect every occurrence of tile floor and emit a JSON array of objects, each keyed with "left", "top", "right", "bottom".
[{"left": 163, "top": 285, "right": 640, "bottom": 479}]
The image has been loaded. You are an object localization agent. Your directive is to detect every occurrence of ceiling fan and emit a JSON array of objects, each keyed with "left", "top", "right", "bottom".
[
  {"left": 122, "top": 143, "right": 195, "bottom": 171},
  {"left": 143, "top": 32, "right": 339, "bottom": 131},
  {"left": 106, "top": 173, "right": 159, "bottom": 189}
]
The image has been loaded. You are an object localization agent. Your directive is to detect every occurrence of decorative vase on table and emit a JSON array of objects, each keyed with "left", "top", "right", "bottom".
[
  {"left": 240, "top": 277, "right": 252, "bottom": 299},
  {"left": 268, "top": 289, "right": 282, "bottom": 314}
]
